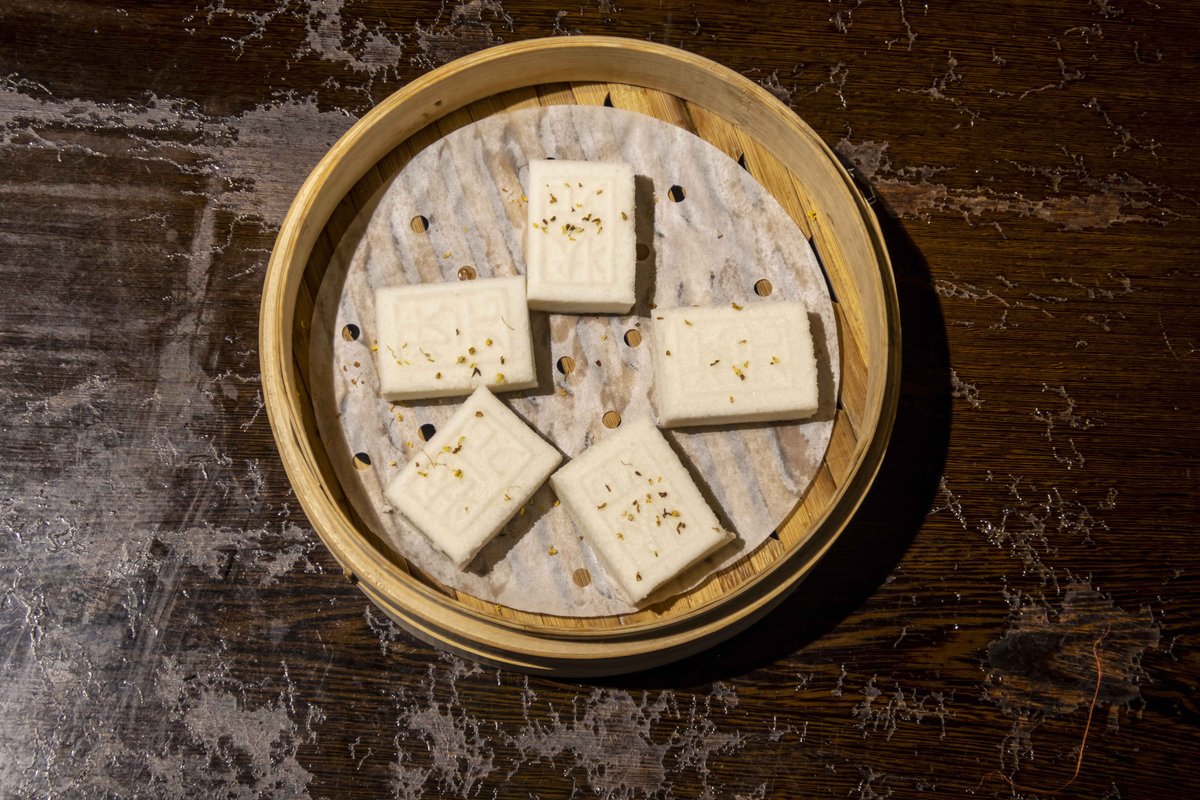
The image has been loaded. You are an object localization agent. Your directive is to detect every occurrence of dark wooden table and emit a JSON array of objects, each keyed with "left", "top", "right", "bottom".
[{"left": 3, "top": 2, "right": 1197, "bottom": 797}]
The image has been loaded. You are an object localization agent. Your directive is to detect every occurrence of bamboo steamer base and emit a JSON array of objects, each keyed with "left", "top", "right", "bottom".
[{"left": 261, "top": 37, "right": 900, "bottom": 676}]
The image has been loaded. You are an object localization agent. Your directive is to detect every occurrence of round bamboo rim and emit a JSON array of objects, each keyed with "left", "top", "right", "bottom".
[{"left": 261, "top": 36, "right": 900, "bottom": 676}]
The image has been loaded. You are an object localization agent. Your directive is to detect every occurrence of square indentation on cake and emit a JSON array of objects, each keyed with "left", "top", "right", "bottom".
[
  {"left": 651, "top": 301, "right": 819, "bottom": 427},
  {"left": 525, "top": 159, "right": 636, "bottom": 313},
  {"left": 385, "top": 386, "right": 561, "bottom": 568},
  {"left": 550, "top": 417, "right": 734, "bottom": 604},
  {"left": 373, "top": 276, "right": 535, "bottom": 401}
]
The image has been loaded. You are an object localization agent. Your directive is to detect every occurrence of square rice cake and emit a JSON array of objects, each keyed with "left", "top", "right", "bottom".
[
  {"left": 550, "top": 417, "right": 734, "bottom": 604},
  {"left": 525, "top": 159, "right": 637, "bottom": 313},
  {"left": 385, "top": 386, "right": 562, "bottom": 569},
  {"left": 651, "top": 300, "right": 819, "bottom": 427},
  {"left": 373, "top": 276, "right": 536, "bottom": 401}
]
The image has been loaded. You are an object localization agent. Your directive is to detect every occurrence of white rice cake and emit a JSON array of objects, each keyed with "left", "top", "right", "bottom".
[
  {"left": 373, "top": 276, "right": 536, "bottom": 401},
  {"left": 550, "top": 418, "right": 734, "bottom": 604},
  {"left": 385, "top": 386, "right": 562, "bottom": 569},
  {"left": 651, "top": 300, "right": 819, "bottom": 427},
  {"left": 524, "top": 159, "right": 637, "bottom": 313}
]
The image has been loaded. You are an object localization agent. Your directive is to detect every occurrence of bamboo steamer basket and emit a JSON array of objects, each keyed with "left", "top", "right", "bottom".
[{"left": 261, "top": 37, "right": 900, "bottom": 676}]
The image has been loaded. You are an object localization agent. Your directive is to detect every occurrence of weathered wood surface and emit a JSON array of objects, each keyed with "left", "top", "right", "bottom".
[{"left": 1, "top": 2, "right": 1197, "bottom": 798}]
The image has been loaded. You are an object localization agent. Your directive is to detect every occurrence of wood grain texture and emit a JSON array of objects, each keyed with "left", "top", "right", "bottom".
[{"left": 1, "top": 1, "right": 1198, "bottom": 798}]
